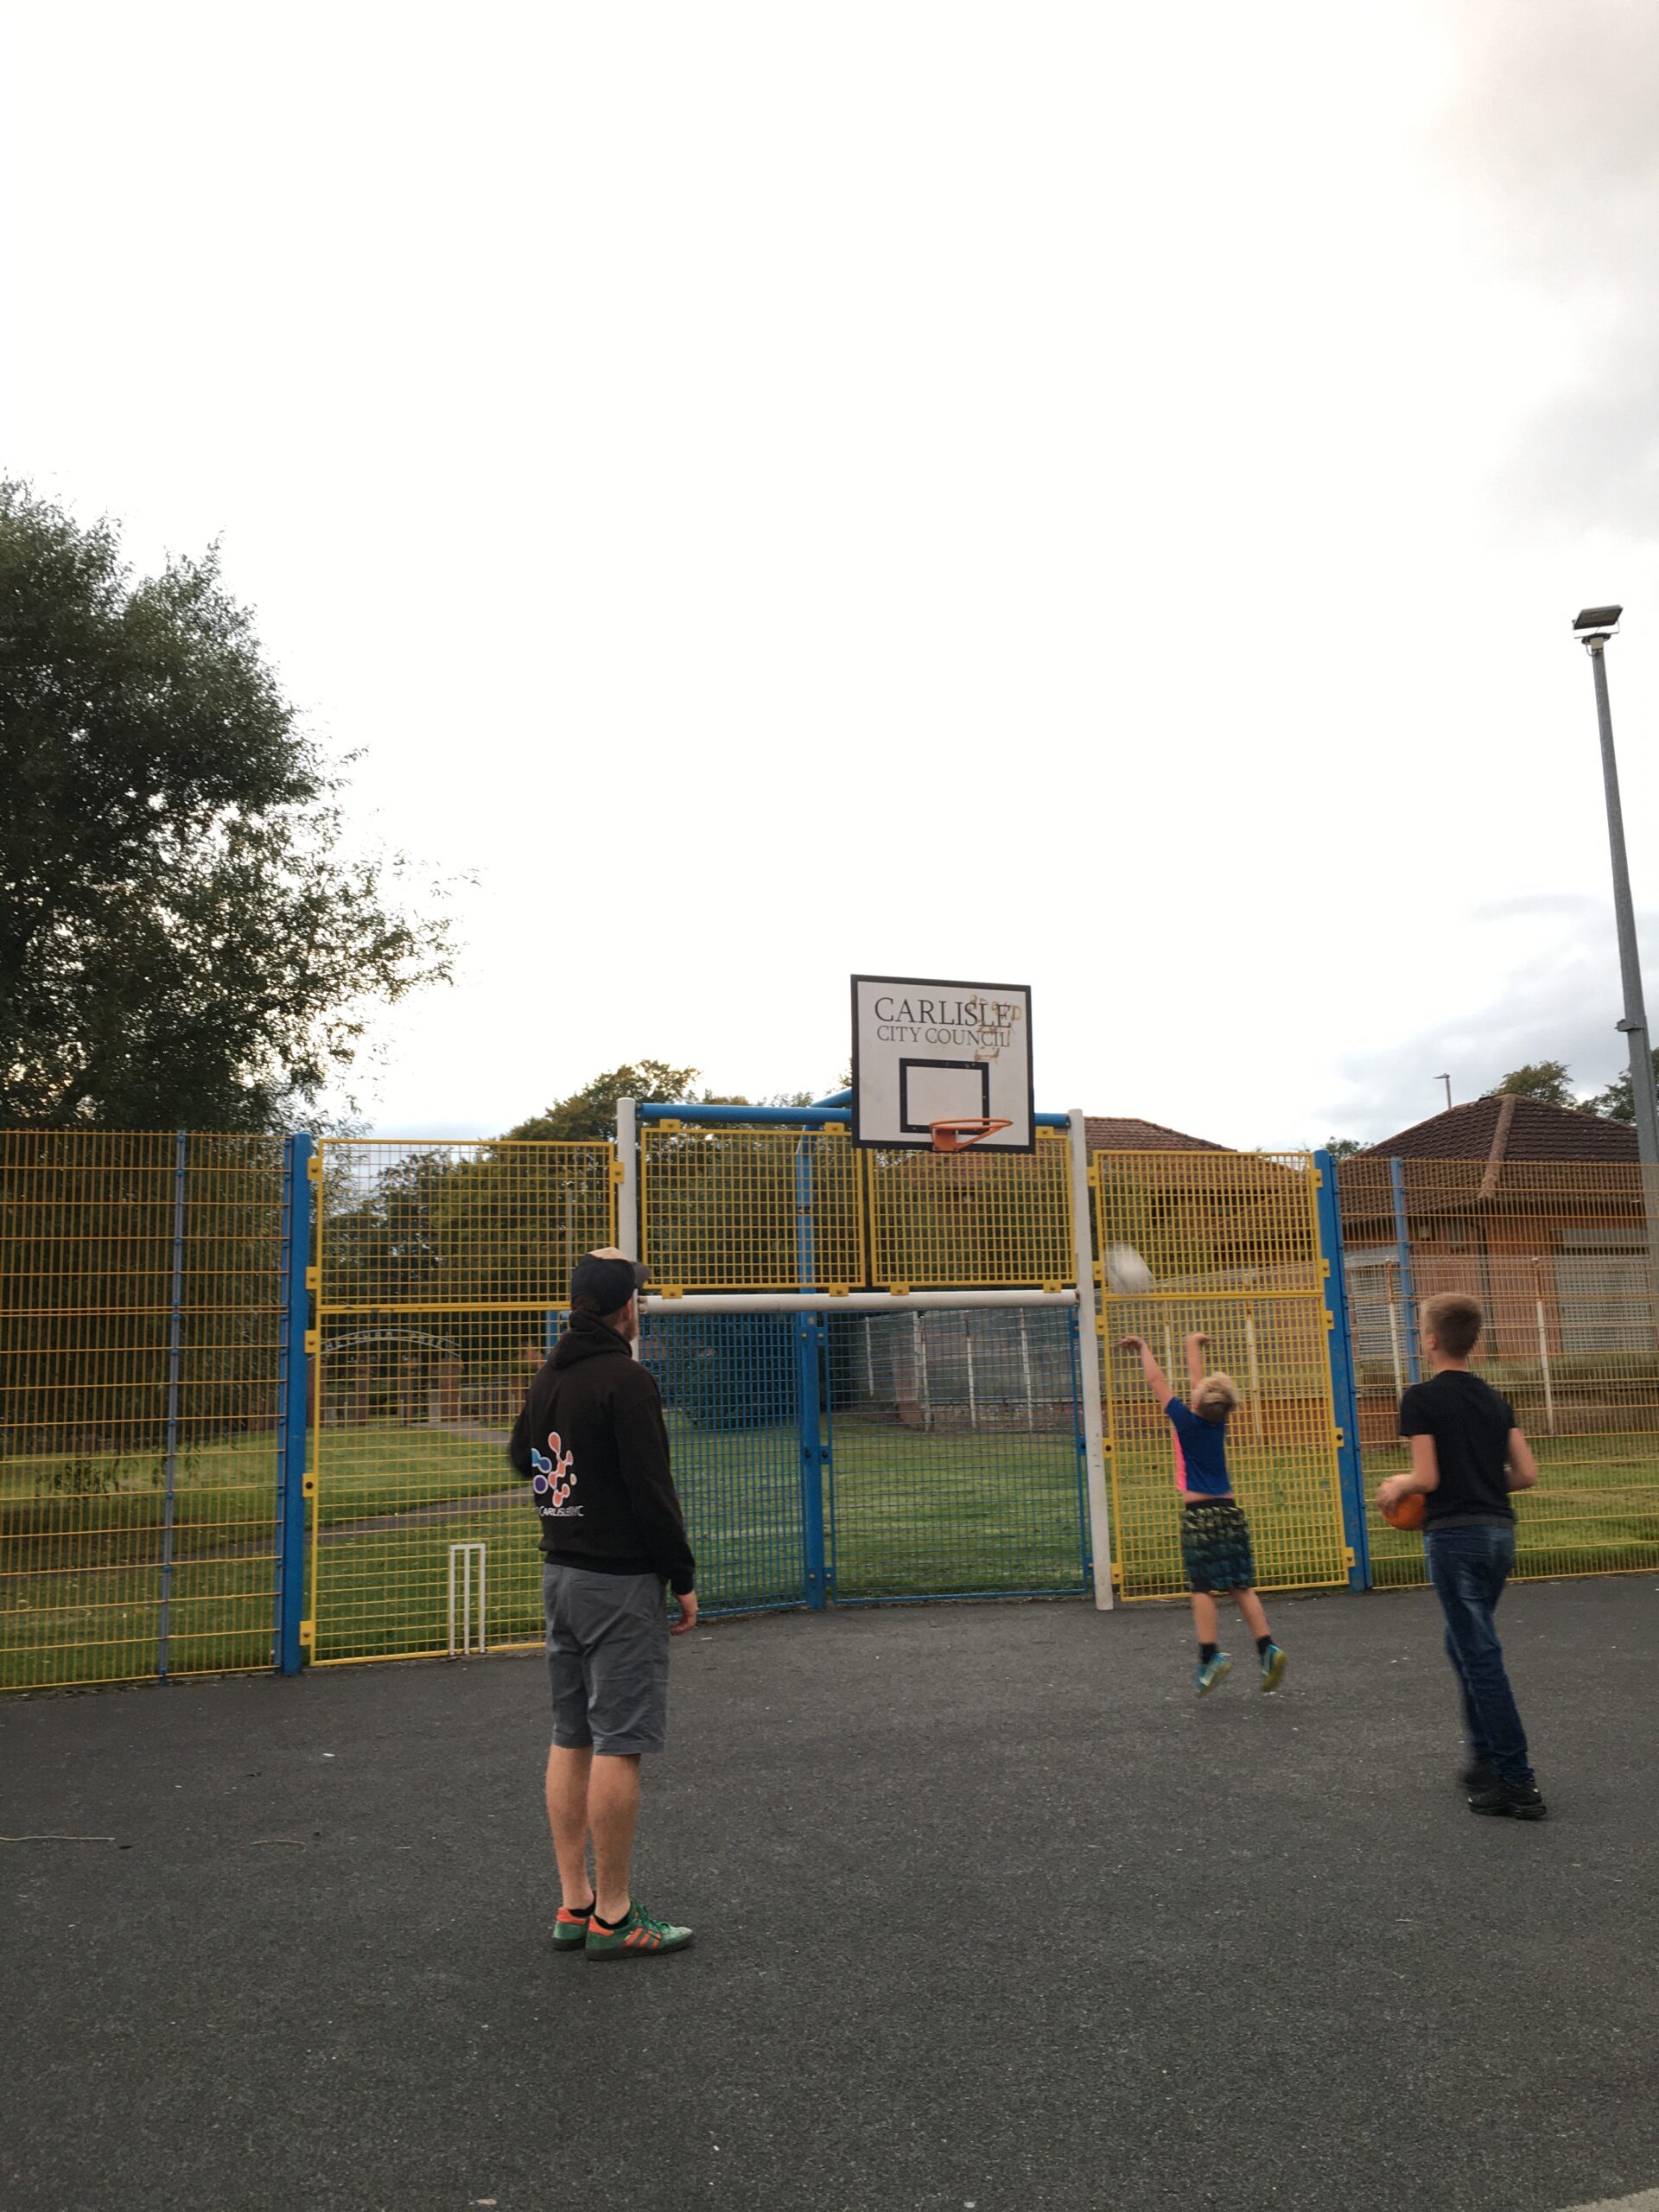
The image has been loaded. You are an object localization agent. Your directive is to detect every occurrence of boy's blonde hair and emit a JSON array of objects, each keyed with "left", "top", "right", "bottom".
[
  {"left": 1194, "top": 1371, "right": 1240, "bottom": 1423},
  {"left": 1424, "top": 1292, "right": 1483, "bottom": 1359}
]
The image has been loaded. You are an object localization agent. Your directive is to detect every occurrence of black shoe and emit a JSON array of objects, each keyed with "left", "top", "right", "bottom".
[
  {"left": 1468, "top": 1778, "right": 1548, "bottom": 1821},
  {"left": 1460, "top": 1759, "right": 1499, "bottom": 1793}
]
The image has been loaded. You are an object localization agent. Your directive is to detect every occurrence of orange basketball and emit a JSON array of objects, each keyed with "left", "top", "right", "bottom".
[{"left": 1381, "top": 1489, "right": 1426, "bottom": 1532}]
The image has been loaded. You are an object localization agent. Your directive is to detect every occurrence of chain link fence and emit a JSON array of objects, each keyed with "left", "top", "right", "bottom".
[{"left": 1338, "top": 1155, "right": 1659, "bottom": 1586}]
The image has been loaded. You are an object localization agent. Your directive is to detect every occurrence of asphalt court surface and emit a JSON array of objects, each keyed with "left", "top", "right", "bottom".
[{"left": 3, "top": 1579, "right": 1657, "bottom": 2212}]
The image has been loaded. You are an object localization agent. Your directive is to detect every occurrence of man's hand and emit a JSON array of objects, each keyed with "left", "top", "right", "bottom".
[
  {"left": 1376, "top": 1476, "right": 1410, "bottom": 1514},
  {"left": 670, "top": 1588, "right": 699, "bottom": 1636}
]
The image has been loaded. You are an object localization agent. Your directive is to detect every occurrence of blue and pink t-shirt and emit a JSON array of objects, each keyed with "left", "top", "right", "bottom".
[{"left": 1166, "top": 1399, "right": 1232, "bottom": 1497}]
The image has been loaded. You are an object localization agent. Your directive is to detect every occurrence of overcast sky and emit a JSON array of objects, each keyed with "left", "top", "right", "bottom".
[{"left": 5, "top": 1, "right": 1659, "bottom": 1148}]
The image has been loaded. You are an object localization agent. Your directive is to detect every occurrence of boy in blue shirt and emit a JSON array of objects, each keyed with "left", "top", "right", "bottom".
[{"left": 1121, "top": 1331, "right": 1287, "bottom": 1695}]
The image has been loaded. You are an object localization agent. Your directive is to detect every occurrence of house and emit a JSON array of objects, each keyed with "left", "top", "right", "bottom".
[
  {"left": 1085, "top": 1115, "right": 1227, "bottom": 1154},
  {"left": 1357, "top": 1095, "right": 1637, "bottom": 1167},
  {"left": 1339, "top": 1095, "right": 1650, "bottom": 1376}
]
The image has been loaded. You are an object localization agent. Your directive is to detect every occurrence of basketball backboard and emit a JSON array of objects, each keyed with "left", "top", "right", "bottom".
[{"left": 850, "top": 976, "right": 1034, "bottom": 1151}]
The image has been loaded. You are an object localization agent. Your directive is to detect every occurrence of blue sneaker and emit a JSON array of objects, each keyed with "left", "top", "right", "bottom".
[
  {"left": 1259, "top": 1643, "right": 1287, "bottom": 1694},
  {"left": 1195, "top": 1651, "right": 1232, "bottom": 1696}
]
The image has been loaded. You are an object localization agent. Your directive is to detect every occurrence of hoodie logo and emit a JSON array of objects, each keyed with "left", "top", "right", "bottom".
[{"left": 530, "top": 1432, "right": 581, "bottom": 1516}]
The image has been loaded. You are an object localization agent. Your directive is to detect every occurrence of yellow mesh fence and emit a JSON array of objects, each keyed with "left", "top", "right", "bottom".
[
  {"left": 866, "top": 1128, "right": 1074, "bottom": 1290},
  {"left": 2, "top": 1130, "right": 284, "bottom": 1689},
  {"left": 641, "top": 1122, "right": 865, "bottom": 1291},
  {"left": 639, "top": 1122, "right": 1071, "bottom": 1293},
  {"left": 310, "top": 1139, "right": 616, "bottom": 1663},
  {"left": 1338, "top": 1155, "right": 1659, "bottom": 1586},
  {"left": 1092, "top": 1150, "right": 1350, "bottom": 1600}
]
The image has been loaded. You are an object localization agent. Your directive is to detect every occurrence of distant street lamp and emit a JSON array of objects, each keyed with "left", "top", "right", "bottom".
[
  {"left": 1434, "top": 1074, "right": 1452, "bottom": 1112},
  {"left": 1573, "top": 605, "right": 1659, "bottom": 1306}
]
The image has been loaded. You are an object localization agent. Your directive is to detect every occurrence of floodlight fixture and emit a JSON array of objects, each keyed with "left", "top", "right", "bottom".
[{"left": 1573, "top": 605, "right": 1623, "bottom": 641}]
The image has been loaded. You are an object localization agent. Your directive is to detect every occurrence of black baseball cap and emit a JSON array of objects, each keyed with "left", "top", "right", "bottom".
[{"left": 569, "top": 1251, "right": 651, "bottom": 1312}]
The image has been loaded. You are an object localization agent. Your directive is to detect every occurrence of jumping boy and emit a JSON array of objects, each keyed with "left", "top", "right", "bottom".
[
  {"left": 1121, "top": 1331, "right": 1287, "bottom": 1695},
  {"left": 1376, "top": 1291, "right": 1545, "bottom": 1820}
]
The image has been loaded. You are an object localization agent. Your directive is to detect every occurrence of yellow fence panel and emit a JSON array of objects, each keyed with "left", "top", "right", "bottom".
[
  {"left": 866, "top": 1128, "right": 1074, "bottom": 1291},
  {"left": 641, "top": 1122, "right": 864, "bottom": 1292},
  {"left": 1339, "top": 1155, "right": 1659, "bottom": 1587},
  {"left": 310, "top": 1138, "right": 616, "bottom": 1664},
  {"left": 2, "top": 1130, "right": 284, "bottom": 1690},
  {"left": 1092, "top": 1150, "right": 1349, "bottom": 1601}
]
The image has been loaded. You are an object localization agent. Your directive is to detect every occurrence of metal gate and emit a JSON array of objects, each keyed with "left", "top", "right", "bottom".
[
  {"left": 1092, "top": 1150, "right": 1352, "bottom": 1601},
  {"left": 639, "top": 1305, "right": 1091, "bottom": 1612},
  {"left": 307, "top": 1138, "right": 618, "bottom": 1663},
  {"left": 823, "top": 1306, "right": 1092, "bottom": 1602},
  {"left": 643, "top": 1311, "right": 810, "bottom": 1613}
]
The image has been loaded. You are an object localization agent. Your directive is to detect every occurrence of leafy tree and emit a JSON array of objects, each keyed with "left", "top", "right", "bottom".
[
  {"left": 1324, "top": 1136, "right": 1363, "bottom": 1159},
  {"left": 506, "top": 1061, "right": 702, "bottom": 1142},
  {"left": 1583, "top": 1050, "right": 1659, "bottom": 1123},
  {"left": 0, "top": 481, "right": 450, "bottom": 1127},
  {"left": 1484, "top": 1061, "right": 1582, "bottom": 1109},
  {"left": 505, "top": 1063, "right": 829, "bottom": 1141}
]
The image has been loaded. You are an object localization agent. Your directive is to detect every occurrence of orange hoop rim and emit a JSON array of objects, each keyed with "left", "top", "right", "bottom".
[{"left": 927, "top": 1116, "right": 1013, "bottom": 1154}]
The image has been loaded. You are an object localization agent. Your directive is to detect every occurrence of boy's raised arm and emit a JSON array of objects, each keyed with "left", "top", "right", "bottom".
[{"left": 1119, "top": 1335, "right": 1173, "bottom": 1409}]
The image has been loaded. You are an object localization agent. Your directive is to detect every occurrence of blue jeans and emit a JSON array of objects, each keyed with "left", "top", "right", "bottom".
[{"left": 1424, "top": 1525, "right": 1532, "bottom": 1786}]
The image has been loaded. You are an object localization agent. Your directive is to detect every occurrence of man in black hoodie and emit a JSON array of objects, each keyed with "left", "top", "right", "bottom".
[{"left": 509, "top": 1249, "right": 698, "bottom": 1959}]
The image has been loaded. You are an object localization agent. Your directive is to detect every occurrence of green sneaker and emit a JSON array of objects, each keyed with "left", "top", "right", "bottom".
[
  {"left": 553, "top": 1902, "right": 594, "bottom": 1953},
  {"left": 1195, "top": 1651, "right": 1232, "bottom": 1696},
  {"left": 586, "top": 1902, "right": 694, "bottom": 1961},
  {"left": 1259, "top": 1643, "right": 1287, "bottom": 1694}
]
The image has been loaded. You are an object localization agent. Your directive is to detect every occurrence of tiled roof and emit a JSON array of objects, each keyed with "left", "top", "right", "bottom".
[
  {"left": 1085, "top": 1116, "right": 1227, "bottom": 1154},
  {"left": 1358, "top": 1096, "right": 1637, "bottom": 1163}
]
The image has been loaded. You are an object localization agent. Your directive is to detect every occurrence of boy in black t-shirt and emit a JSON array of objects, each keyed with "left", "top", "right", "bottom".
[{"left": 1378, "top": 1292, "right": 1545, "bottom": 1819}]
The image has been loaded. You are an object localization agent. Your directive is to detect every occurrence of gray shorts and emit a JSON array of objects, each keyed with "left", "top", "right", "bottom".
[{"left": 543, "top": 1561, "right": 671, "bottom": 1757}]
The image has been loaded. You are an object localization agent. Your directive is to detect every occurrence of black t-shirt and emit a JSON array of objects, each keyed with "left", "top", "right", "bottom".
[{"left": 1397, "top": 1370, "right": 1517, "bottom": 1528}]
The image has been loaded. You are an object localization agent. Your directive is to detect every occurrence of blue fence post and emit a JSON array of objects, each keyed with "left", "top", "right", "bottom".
[
  {"left": 157, "top": 1129, "right": 188, "bottom": 1680},
  {"left": 796, "top": 1313, "right": 829, "bottom": 1608},
  {"left": 1389, "top": 1156, "right": 1421, "bottom": 1386},
  {"left": 1065, "top": 1306, "right": 1094, "bottom": 1590},
  {"left": 276, "top": 1134, "right": 315, "bottom": 1675},
  {"left": 1314, "top": 1149, "right": 1370, "bottom": 1591}
]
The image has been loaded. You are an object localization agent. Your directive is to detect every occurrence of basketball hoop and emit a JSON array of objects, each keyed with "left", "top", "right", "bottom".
[{"left": 928, "top": 1117, "right": 1013, "bottom": 1154}]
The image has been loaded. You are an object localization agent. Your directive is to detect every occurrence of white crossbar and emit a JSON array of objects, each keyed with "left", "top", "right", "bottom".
[{"left": 641, "top": 1289, "right": 1077, "bottom": 1313}]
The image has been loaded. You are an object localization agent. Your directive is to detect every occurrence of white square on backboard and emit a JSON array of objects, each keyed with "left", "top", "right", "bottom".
[{"left": 850, "top": 976, "right": 1034, "bottom": 1150}]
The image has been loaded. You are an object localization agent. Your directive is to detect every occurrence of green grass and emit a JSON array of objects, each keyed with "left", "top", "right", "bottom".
[
  {"left": 1357, "top": 1437, "right": 1659, "bottom": 1589},
  {"left": 827, "top": 1420, "right": 1088, "bottom": 1601},
  {"left": 1, "top": 1433, "right": 291, "bottom": 1689},
  {"left": 5, "top": 1419, "right": 1658, "bottom": 1686}
]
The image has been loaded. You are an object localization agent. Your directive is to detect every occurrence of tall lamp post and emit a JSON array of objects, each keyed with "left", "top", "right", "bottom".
[{"left": 1573, "top": 605, "right": 1659, "bottom": 1314}]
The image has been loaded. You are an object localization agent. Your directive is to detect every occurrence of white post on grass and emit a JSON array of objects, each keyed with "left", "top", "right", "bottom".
[
  {"left": 1386, "top": 1265, "right": 1404, "bottom": 1397},
  {"left": 1018, "top": 1308, "right": 1035, "bottom": 1432},
  {"left": 1068, "top": 1109, "right": 1113, "bottom": 1611},
  {"left": 448, "top": 1541, "right": 486, "bottom": 1656},
  {"left": 1534, "top": 1260, "right": 1557, "bottom": 1436}
]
